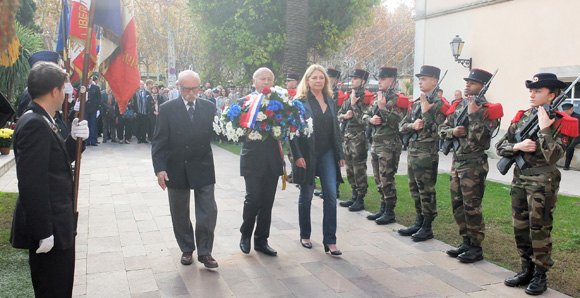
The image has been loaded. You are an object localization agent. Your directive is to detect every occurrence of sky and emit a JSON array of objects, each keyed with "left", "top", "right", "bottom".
[{"left": 382, "top": 0, "right": 414, "bottom": 11}]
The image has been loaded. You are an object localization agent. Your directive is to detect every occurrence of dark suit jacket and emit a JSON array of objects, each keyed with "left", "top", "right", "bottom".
[
  {"left": 11, "top": 101, "right": 81, "bottom": 250},
  {"left": 85, "top": 84, "right": 101, "bottom": 114},
  {"left": 151, "top": 97, "right": 216, "bottom": 189},
  {"left": 290, "top": 93, "right": 344, "bottom": 185}
]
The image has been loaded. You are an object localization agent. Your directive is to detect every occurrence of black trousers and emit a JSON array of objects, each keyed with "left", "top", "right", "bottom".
[
  {"left": 564, "top": 143, "right": 578, "bottom": 168},
  {"left": 240, "top": 168, "right": 279, "bottom": 244},
  {"left": 29, "top": 245, "right": 75, "bottom": 298},
  {"left": 136, "top": 114, "right": 148, "bottom": 142}
]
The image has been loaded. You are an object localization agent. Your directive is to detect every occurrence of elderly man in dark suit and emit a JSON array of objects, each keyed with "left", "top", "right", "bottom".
[
  {"left": 151, "top": 70, "right": 218, "bottom": 268},
  {"left": 11, "top": 62, "right": 88, "bottom": 297},
  {"left": 239, "top": 67, "right": 284, "bottom": 257}
]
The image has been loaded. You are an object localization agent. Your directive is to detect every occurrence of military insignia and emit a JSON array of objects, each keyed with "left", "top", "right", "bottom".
[
  {"left": 562, "top": 137, "right": 569, "bottom": 145},
  {"left": 488, "top": 121, "right": 495, "bottom": 129},
  {"left": 533, "top": 76, "right": 539, "bottom": 82},
  {"left": 386, "top": 102, "right": 392, "bottom": 109},
  {"left": 397, "top": 108, "right": 401, "bottom": 113},
  {"left": 438, "top": 114, "right": 445, "bottom": 123}
]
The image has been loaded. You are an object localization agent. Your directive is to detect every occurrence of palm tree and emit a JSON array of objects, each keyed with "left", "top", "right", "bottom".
[{"left": 282, "top": 0, "right": 308, "bottom": 79}]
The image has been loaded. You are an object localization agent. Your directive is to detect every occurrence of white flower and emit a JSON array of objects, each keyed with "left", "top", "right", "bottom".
[
  {"left": 236, "top": 128, "right": 244, "bottom": 136},
  {"left": 225, "top": 127, "right": 236, "bottom": 141},
  {"left": 248, "top": 130, "right": 262, "bottom": 141},
  {"left": 225, "top": 122, "right": 233, "bottom": 130},
  {"left": 288, "top": 132, "right": 296, "bottom": 140},
  {"left": 256, "top": 111, "right": 267, "bottom": 121},
  {"left": 272, "top": 126, "right": 281, "bottom": 138},
  {"left": 305, "top": 118, "right": 314, "bottom": 137},
  {"left": 213, "top": 122, "right": 222, "bottom": 134},
  {"left": 261, "top": 98, "right": 270, "bottom": 107}
]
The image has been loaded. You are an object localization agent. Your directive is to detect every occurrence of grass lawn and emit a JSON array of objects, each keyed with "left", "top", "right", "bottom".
[
  {"left": 337, "top": 174, "right": 580, "bottom": 297},
  {"left": 0, "top": 192, "right": 34, "bottom": 297}
]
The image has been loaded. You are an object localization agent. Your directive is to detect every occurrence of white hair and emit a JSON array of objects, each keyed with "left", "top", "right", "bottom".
[
  {"left": 252, "top": 67, "right": 274, "bottom": 80},
  {"left": 178, "top": 70, "right": 200, "bottom": 84}
]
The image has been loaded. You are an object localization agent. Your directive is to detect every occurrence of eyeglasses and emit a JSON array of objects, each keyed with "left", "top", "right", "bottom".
[{"left": 181, "top": 86, "right": 200, "bottom": 93}]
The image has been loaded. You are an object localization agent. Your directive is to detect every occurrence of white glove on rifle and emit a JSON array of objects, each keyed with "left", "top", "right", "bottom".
[
  {"left": 74, "top": 101, "right": 80, "bottom": 111},
  {"left": 71, "top": 118, "right": 89, "bottom": 140},
  {"left": 36, "top": 235, "right": 54, "bottom": 254}
]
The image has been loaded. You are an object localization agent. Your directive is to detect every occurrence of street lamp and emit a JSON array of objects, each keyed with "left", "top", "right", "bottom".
[{"left": 450, "top": 35, "right": 472, "bottom": 70}]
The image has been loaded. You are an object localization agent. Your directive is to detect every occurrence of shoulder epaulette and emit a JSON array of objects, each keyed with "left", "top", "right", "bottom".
[
  {"left": 554, "top": 111, "right": 579, "bottom": 137},
  {"left": 511, "top": 110, "right": 527, "bottom": 123},
  {"left": 363, "top": 90, "right": 375, "bottom": 105},
  {"left": 395, "top": 93, "right": 411, "bottom": 108},
  {"left": 337, "top": 91, "right": 348, "bottom": 107},
  {"left": 482, "top": 103, "right": 503, "bottom": 120},
  {"left": 440, "top": 101, "right": 452, "bottom": 115},
  {"left": 444, "top": 100, "right": 463, "bottom": 116}
]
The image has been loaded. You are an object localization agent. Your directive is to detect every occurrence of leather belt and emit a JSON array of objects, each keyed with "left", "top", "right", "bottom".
[
  {"left": 409, "top": 141, "right": 436, "bottom": 149},
  {"left": 453, "top": 151, "right": 486, "bottom": 162},
  {"left": 519, "top": 164, "right": 557, "bottom": 176}
]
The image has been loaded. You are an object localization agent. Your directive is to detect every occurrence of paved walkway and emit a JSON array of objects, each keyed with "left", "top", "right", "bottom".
[{"left": 0, "top": 143, "right": 573, "bottom": 298}]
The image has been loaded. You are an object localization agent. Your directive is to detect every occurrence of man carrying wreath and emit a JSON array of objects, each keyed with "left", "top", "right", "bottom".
[{"left": 239, "top": 67, "right": 284, "bottom": 256}]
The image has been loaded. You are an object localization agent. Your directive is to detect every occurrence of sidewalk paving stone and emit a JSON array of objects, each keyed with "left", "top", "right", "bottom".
[{"left": 0, "top": 143, "right": 573, "bottom": 297}]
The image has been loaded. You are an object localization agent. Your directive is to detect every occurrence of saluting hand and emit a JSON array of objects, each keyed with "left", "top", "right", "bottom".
[
  {"left": 377, "top": 91, "right": 387, "bottom": 108},
  {"left": 157, "top": 171, "right": 169, "bottom": 190},
  {"left": 467, "top": 96, "right": 482, "bottom": 114},
  {"left": 351, "top": 90, "right": 361, "bottom": 105},
  {"left": 420, "top": 93, "right": 435, "bottom": 113}
]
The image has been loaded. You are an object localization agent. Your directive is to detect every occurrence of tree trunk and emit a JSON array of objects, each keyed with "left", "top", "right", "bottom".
[{"left": 282, "top": 0, "right": 308, "bottom": 79}]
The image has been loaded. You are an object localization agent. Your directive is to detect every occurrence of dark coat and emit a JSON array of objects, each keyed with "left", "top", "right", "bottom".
[
  {"left": 11, "top": 101, "right": 81, "bottom": 250},
  {"left": 151, "top": 97, "right": 216, "bottom": 189},
  {"left": 85, "top": 84, "right": 101, "bottom": 114},
  {"left": 290, "top": 93, "right": 345, "bottom": 186},
  {"left": 240, "top": 135, "right": 284, "bottom": 177}
]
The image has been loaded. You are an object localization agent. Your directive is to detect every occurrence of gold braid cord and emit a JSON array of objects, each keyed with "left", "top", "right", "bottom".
[{"left": 0, "top": 0, "right": 21, "bottom": 67}]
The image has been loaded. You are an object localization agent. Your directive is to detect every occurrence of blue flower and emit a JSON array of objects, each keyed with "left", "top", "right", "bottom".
[
  {"left": 275, "top": 114, "right": 282, "bottom": 121},
  {"left": 267, "top": 100, "right": 283, "bottom": 112},
  {"left": 265, "top": 125, "right": 271, "bottom": 131},
  {"left": 227, "top": 104, "right": 241, "bottom": 121}
]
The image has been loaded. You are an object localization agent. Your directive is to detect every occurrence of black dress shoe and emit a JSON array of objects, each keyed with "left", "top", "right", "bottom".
[
  {"left": 240, "top": 237, "right": 251, "bottom": 254},
  {"left": 324, "top": 244, "right": 342, "bottom": 256},
  {"left": 300, "top": 239, "right": 312, "bottom": 249},
  {"left": 254, "top": 243, "right": 277, "bottom": 256},
  {"left": 198, "top": 255, "right": 219, "bottom": 268},
  {"left": 181, "top": 252, "right": 193, "bottom": 265}
]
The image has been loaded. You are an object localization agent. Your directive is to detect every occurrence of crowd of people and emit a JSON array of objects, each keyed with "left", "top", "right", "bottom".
[{"left": 9, "top": 50, "right": 579, "bottom": 297}]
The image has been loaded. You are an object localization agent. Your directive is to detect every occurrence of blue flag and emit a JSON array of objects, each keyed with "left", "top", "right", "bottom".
[{"left": 56, "top": 0, "right": 70, "bottom": 55}]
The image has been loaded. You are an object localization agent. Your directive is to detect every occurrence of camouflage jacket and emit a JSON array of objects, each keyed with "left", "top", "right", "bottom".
[
  {"left": 496, "top": 108, "right": 574, "bottom": 168},
  {"left": 399, "top": 93, "right": 449, "bottom": 144},
  {"left": 438, "top": 96, "right": 500, "bottom": 156},
  {"left": 363, "top": 90, "right": 408, "bottom": 140},
  {"left": 338, "top": 90, "right": 372, "bottom": 132}
]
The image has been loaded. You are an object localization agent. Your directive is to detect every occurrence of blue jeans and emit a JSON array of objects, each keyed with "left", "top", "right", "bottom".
[
  {"left": 84, "top": 112, "right": 97, "bottom": 144},
  {"left": 298, "top": 149, "right": 338, "bottom": 245}
]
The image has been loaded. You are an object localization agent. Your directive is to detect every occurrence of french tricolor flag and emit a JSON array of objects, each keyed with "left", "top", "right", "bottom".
[
  {"left": 239, "top": 94, "right": 264, "bottom": 129},
  {"left": 94, "top": 0, "right": 139, "bottom": 114}
]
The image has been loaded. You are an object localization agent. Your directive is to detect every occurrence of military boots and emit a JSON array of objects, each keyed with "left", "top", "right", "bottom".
[
  {"left": 457, "top": 244, "right": 483, "bottom": 263},
  {"left": 411, "top": 216, "right": 434, "bottom": 242},
  {"left": 446, "top": 237, "right": 470, "bottom": 258},
  {"left": 398, "top": 213, "right": 424, "bottom": 236},
  {"left": 348, "top": 194, "right": 365, "bottom": 211},
  {"left": 339, "top": 189, "right": 358, "bottom": 207},
  {"left": 375, "top": 203, "right": 396, "bottom": 225},
  {"left": 367, "top": 201, "right": 385, "bottom": 220},
  {"left": 504, "top": 260, "right": 534, "bottom": 287},
  {"left": 525, "top": 267, "right": 548, "bottom": 295}
]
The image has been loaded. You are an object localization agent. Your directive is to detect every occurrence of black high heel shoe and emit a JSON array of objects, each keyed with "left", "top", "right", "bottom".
[
  {"left": 300, "top": 239, "right": 312, "bottom": 249},
  {"left": 324, "top": 244, "right": 342, "bottom": 255}
]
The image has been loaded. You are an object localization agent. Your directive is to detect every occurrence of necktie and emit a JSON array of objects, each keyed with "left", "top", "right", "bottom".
[{"left": 187, "top": 102, "right": 195, "bottom": 124}]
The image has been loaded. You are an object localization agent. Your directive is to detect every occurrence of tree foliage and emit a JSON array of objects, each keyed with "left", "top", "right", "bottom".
[
  {"left": 0, "top": 22, "right": 45, "bottom": 105},
  {"left": 16, "top": 0, "right": 41, "bottom": 32},
  {"left": 190, "top": 0, "right": 378, "bottom": 85}
]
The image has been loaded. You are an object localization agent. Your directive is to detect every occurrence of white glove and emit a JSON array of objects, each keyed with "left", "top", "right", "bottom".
[
  {"left": 74, "top": 101, "right": 80, "bottom": 111},
  {"left": 64, "top": 82, "right": 74, "bottom": 96},
  {"left": 36, "top": 235, "right": 54, "bottom": 254},
  {"left": 96, "top": 110, "right": 100, "bottom": 118},
  {"left": 71, "top": 118, "right": 89, "bottom": 140}
]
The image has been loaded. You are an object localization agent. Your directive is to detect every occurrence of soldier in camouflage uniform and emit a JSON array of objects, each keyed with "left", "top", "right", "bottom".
[
  {"left": 438, "top": 69, "right": 503, "bottom": 263},
  {"left": 338, "top": 68, "right": 374, "bottom": 211},
  {"left": 496, "top": 73, "right": 578, "bottom": 295},
  {"left": 363, "top": 67, "right": 409, "bottom": 224},
  {"left": 398, "top": 65, "right": 450, "bottom": 241}
]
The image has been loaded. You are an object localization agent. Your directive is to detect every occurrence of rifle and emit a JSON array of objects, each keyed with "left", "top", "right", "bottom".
[
  {"left": 497, "top": 76, "right": 580, "bottom": 175},
  {"left": 341, "top": 83, "right": 364, "bottom": 134},
  {"left": 441, "top": 69, "right": 498, "bottom": 155},
  {"left": 401, "top": 70, "right": 448, "bottom": 147}
]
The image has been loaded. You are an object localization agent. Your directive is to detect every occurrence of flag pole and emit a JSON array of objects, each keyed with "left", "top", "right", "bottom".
[
  {"left": 73, "top": 0, "right": 97, "bottom": 213},
  {"left": 61, "top": 0, "right": 70, "bottom": 123}
]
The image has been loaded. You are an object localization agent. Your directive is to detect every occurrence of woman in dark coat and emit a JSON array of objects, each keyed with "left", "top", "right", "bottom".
[{"left": 290, "top": 64, "right": 345, "bottom": 255}]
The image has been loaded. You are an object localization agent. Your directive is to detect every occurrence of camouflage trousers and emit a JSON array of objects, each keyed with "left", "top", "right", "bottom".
[
  {"left": 510, "top": 168, "right": 560, "bottom": 270},
  {"left": 450, "top": 157, "right": 488, "bottom": 246},
  {"left": 407, "top": 146, "right": 439, "bottom": 218},
  {"left": 344, "top": 132, "right": 368, "bottom": 196},
  {"left": 371, "top": 137, "right": 402, "bottom": 206}
]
